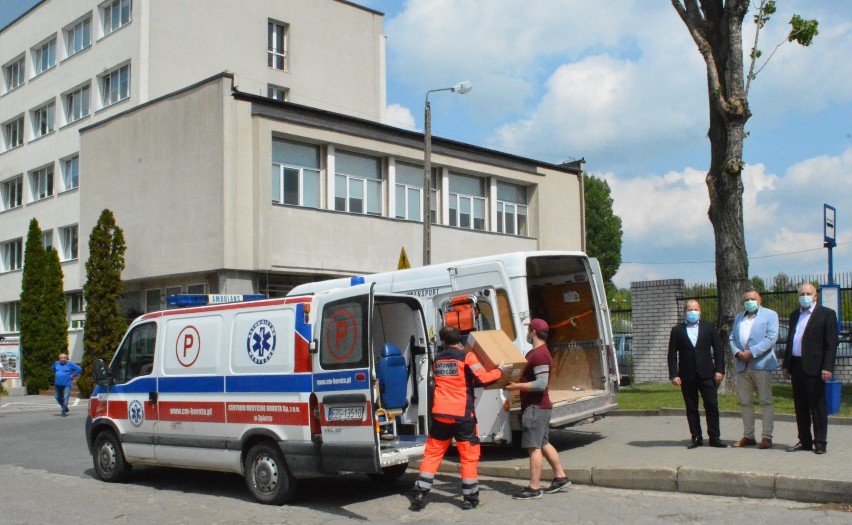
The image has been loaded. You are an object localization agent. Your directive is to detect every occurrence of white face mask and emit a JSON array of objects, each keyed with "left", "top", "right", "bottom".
[{"left": 799, "top": 295, "right": 814, "bottom": 309}]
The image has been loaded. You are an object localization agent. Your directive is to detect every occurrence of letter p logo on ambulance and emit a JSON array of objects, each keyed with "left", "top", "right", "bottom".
[{"left": 247, "top": 319, "right": 277, "bottom": 365}]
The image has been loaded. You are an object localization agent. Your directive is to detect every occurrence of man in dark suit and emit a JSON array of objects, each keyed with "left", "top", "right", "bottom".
[
  {"left": 782, "top": 283, "right": 838, "bottom": 455},
  {"left": 668, "top": 300, "right": 727, "bottom": 449}
]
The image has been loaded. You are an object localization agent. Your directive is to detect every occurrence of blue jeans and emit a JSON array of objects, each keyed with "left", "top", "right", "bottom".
[{"left": 54, "top": 384, "right": 70, "bottom": 413}]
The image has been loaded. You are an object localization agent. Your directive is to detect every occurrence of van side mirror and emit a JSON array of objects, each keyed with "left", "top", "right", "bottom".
[{"left": 93, "top": 358, "right": 113, "bottom": 387}]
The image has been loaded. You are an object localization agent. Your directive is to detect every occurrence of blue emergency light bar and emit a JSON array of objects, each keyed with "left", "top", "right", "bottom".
[
  {"left": 167, "top": 294, "right": 268, "bottom": 308},
  {"left": 350, "top": 276, "right": 365, "bottom": 286}
]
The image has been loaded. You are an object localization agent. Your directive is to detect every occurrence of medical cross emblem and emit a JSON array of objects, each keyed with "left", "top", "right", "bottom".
[
  {"left": 247, "top": 319, "right": 277, "bottom": 365},
  {"left": 128, "top": 400, "right": 144, "bottom": 427}
]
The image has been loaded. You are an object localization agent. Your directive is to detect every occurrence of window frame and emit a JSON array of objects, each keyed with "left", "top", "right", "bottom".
[
  {"left": 100, "top": 63, "right": 130, "bottom": 108},
  {"left": 64, "top": 15, "right": 92, "bottom": 57},
  {"left": 32, "top": 37, "right": 57, "bottom": 76},
  {"left": 68, "top": 292, "right": 85, "bottom": 330},
  {"left": 64, "top": 83, "right": 91, "bottom": 124},
  {"left": 334, "top": 151, "right": 383, "bottom": 216},
  {"left": 102, "top": 0, "right": 132, "bottom": 36},
  {"left": 31, "top": 100, "right": 56, "bottom": 138},
  {"left": 1, "top": 238, "right": 23, "bottom": 272},
  {"left": 61, "top": 155, "right": 80, "bottom": 191},
  {"left": 42, "top": 230, "right": 54, "bottom": 252},
  {"left": 3, "top": 115, "right": 25, "bottom": 150},
  {"left": 2, "top": 301, "right": 21, "bottom": 332},
  {"left": 268, "top": 20, "right": 289, "bottom": 71},
  {"left": 59, "top": 225, "right": 79, "bottom": 261},
  {"left": 496, "top": 182, "right": 529, "bottom": 236},
  {"left": 29, "top": 164, "right": 55, "bottom": 202},
  {"left": 267, "top": 85, "right": 288, "bottom": 101},
  {"left": 4, "top": 56, "right": 25, "bottom": 92},
  {"left": 448, "top": 173, "right": 486, "bottom": 231},
  {"left": 1, "top": 176, "right": 24, "bottom": 211}
]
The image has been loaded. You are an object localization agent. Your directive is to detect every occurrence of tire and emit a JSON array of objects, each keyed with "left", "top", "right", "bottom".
[
  {"left": 244, "top": 442, "right": 296, "bottom": 505},
  {"left": 366, "top": 462, "right": 408, "bottom": 482},
  {"left": 92, "top": 431, "right": 131, "bottom": 483}
]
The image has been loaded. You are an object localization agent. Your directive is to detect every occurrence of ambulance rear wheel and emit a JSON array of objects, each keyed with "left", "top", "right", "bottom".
[
  {"left": 245, "top": 442, "right": 296, "bottom": 505},
  {"left": 366, "top": 462, "right": 408, "bottom": 482},
  {"left": 93, "top": 431, "right": 130, "bottom": 483}
]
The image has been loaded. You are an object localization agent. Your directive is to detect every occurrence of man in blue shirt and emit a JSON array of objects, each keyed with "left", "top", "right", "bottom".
[{"left": 52, "top": 353, "right": 82, "bottom": 416}]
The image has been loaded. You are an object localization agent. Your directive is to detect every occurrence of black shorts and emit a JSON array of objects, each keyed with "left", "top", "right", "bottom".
[{"left": 429, "top": 418, "right": 479, "bottom": 444}]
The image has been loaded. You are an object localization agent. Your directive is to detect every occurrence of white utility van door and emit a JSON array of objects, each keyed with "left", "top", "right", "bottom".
[
  {"left": 311, "top": 284, "right": 380, "bottom": 473},
  {"left": 588, "top": 257, "right": 619, "bottom": 386}
]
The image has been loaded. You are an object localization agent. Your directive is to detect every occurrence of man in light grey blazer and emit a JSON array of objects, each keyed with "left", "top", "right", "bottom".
[{"left": 729, "top": 288, "right": 779, "bottom": 449}]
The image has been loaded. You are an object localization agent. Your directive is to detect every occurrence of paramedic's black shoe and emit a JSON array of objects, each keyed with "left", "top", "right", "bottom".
[
  {"left": 544, "top": 477, "right": 572, "bottom": 493},
  {"left": 686, "top": 437, "right": 703, "bottom": 449},
  {"left": 512, "top": 487, "right": 542, "bottom": 500},
  {"left": 410, "top": 490, "right": 426, "bottom": 511},
  {"left": 462, "top": 496, "right": 483, "bottom": 510},
  {"left": 708, "top": 438, "right": 728, "bottom": 448}
]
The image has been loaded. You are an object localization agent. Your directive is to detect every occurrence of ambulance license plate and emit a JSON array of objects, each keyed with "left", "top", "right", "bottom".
[{"left": 328, "top": 406, "right": 363, "bottom": 421}]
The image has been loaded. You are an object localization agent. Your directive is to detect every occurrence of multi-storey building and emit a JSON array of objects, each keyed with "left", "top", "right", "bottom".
[{"left": 0, "top": 1, "right": 585, "bottom": 372}]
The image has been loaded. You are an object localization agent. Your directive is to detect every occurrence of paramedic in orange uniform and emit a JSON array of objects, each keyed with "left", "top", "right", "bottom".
[{"left": 410, "top": 325, "right": 509, "bottom": 511}]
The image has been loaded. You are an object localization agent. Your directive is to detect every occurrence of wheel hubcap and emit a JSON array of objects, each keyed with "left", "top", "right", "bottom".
[
  {"left": 99, "top": 443, "right": 116, "bottom": 472},
  {"left": 254, "top": 456, "right": 279, "bottom": 493}
]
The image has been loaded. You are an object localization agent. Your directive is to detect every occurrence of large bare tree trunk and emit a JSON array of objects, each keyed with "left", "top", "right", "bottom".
[{"left": 672, "top": 0, "right": 751, "bottom": 393}]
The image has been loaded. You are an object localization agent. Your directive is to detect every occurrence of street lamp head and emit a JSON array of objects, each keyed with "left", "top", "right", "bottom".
[{"left": 452, "top": 81, "right": 472, "bottom": 95}]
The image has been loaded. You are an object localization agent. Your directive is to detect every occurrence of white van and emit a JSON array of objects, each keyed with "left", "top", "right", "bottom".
[
  {"left": 289, "top": 250, "right": 620, "bottom": 444},
  {"left": 86, "top": 286, "right": 432, "bottom": 504}
]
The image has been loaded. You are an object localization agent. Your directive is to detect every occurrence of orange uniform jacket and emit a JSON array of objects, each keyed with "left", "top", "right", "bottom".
[{"left": 431, "top": 346, "right": 502, "bottom": 423}]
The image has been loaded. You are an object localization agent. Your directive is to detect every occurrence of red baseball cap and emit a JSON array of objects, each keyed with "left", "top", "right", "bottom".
[{"left": 525, "top": 318, "right": 549, "bottom": 332}]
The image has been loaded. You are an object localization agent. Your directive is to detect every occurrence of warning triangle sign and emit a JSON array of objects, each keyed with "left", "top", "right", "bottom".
[{"left": 397, "top": 247, "right": 411, "bottom": 269}]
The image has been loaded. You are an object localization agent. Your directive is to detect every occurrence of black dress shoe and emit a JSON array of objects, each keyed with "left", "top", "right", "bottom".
[
  {"left": 786, "top": 442, "right": 813, "bottom": 452},
  {"left": 686, "top": 438, "right": 703, "bottom": 449},
  {"left": 813, "top": 443, "right": 827, "bottom": 455},
  {"left": 708, "top": 439, "right": 728, "bottom": 448}
]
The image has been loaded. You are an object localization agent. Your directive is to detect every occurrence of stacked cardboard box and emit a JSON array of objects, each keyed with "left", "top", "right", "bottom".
[{"left": 465, "top": 330, "right": 527, "bottom": 389}]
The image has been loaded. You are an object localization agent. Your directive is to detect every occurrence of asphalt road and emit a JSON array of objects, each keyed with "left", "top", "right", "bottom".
[{"left": 1, "top": 396, "right": 850, "bottom": 524}]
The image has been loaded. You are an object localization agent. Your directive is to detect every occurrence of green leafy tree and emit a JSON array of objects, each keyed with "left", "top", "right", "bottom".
[
  {"left": 19, "top": 219, "right": 60, "bottom": 394},
  {"left": 584, "top": 174, "right": 623, "bottom": 293},
  {"left": 79, "top": 209, "right": 127, "bottom": 397},
  {"left": 749, "top": 275, "right": 767, "bottom": 293},
  {"left": 671, "top": 0, "right": 818, "bottom": 392}
]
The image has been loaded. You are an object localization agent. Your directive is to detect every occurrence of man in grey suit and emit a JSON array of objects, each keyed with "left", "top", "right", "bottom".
[
  {"left": 729, "top": 289, "right": 779, "bottom": 449},
  {"left": 782, "top": 283, "right": 838, "bottom": 455},
  {"left": 668, "top": 300, "right": 727, "bottom": 449}
]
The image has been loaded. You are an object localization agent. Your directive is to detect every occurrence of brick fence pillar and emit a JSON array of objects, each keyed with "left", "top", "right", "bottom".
[{"left": 631, "top": 279, "right": 685, "bottom": 383}]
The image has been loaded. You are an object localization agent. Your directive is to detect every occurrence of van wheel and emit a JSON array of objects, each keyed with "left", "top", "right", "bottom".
[
  {"left": 93, "top": 431, "right": 130, "bottom": 482},
  {"left": 244, "top": 442, "right": 296, "bottom": 505},
  {"left": 366, "top": 462, "right": 408, "bottom": 482}
]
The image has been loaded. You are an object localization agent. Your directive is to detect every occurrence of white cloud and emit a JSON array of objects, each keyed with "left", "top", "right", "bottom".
[{"left": 384, "top": 103, "right": 416, "bottom": 130}]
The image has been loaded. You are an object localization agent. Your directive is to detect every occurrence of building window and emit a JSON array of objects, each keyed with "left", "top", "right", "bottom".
[
  {"left": 103, "top": 0, "right": 132, "bottom": 35},
  {"left": 101, "top": 64, "right": 130, "bottom": 107},
  {"left": 334, "top": 151, "right": 382, "bottom": 215},
  {"left": 65, "top": 16, "right": 92, "bottom": 57},
  {"left": 268, "top": 21, "right": 288, "bottom": 71},
  {"left": 4, "top": 56, "right": 25, "bottom": 92},
  {"left": 29, "top": 165, "right": 54, "bottom": 201},
  {"left": 1, "top": 176, "right": 23, "bottom": 211},
  {"left": 62, "top": 155, "right": 80, "bottom": 191},
  {"left": 32, "top": 101, "right": 56, "bottom": 138},
  {"left": 32, "top": 37, "right": 56, "bottom": 76},
  {"left": 64, "top": 84, "right": 90, "bottom": 123},
  {"left": 1, "top": 239, "right": 23, "bottom": 272},
  {"left": 497, "top": 182, "right": 528, "bottom": 236},
  {"left": 271, "top": 138, "right": 321, "bottom": 208},
  {"left": 186, "top": 283, "right": 205, "bottom": 294},
  {"left": 68, "top": 292, "right": 85, "bottom": 329},
  {"left": 3, "top": 115, "right": 24, "bottom": 150},
  {"left": 267, "top": 85, "right": 288, "bottom": 101},
  {"left": 2, "top": 301, "right": 21, "bottom": 332},
  {"left": 42, "top": 231, "right": 54, "bottom": 252},
  {"left": 448, "top": 172, "right": 486, "bottom": 230},
  {"left": 394, "top": 162, "right": 426, "bottom": 221},
  {"left": 59, "top": 225, "right": 78, "bottom": 261},
  {"left": 145, "top": 288, "right": 161, "bottom": 313}
]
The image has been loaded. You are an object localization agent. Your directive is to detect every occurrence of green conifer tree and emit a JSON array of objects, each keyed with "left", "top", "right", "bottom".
[
  {"left": 79, "top": 209, "right": 127, "bottom": 397},
  {"left": 20, "top": 219, "right": 52, "bottom": 394}
]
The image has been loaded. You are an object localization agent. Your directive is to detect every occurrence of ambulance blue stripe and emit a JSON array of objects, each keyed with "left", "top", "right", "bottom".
[
  {"left": 227, "top": 374, "right": 312, "bottom": 393},
  {"left": 104, "top": 378, "right": 157, "bottom": 394},
  {"left": 158, "top": 376, "right": 225, "bottom": 393}
]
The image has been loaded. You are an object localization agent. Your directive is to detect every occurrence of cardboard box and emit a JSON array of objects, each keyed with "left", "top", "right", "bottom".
[{"left": 464, "top": 330, "right": 527, "bottom": 390}]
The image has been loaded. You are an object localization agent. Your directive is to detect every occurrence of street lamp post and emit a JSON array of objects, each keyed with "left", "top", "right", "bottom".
[{"left": 423, "top": 81, "right": 472, "bottom": 266}]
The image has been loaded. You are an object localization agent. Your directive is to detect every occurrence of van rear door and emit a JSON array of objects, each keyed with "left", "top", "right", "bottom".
[{"left": 588, "top": 257, "right": 620, "bottom": 389}]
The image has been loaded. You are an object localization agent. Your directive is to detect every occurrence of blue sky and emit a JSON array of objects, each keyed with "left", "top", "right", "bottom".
[{"left": 4, "top": 0, "right": 851, "bottom": 288}]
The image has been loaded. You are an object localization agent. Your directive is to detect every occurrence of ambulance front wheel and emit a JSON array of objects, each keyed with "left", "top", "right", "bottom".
[
  {"left": 245, "top": 442, "right": 296, "bottom": 505},
  {"left": 93, "top": 430, "right": 131, "bottom": 483},
  {"left": 366, "top": 462, "right": 409, "bottom": 482}
]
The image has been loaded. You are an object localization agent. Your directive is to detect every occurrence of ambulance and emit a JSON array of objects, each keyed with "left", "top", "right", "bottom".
[
  {"left": 289, "top": 250, "right": 620, "bottom": 444},
  {"left": 85, "top": 286, "right": 432, "bottom": 505}
]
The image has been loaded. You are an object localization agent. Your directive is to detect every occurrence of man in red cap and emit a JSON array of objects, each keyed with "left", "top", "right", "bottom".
[{"left": 506, "top": 318, "right": 570, "bottom": 500}]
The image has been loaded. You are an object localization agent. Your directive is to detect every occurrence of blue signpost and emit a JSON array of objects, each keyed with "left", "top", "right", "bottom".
[{"left": 822, "top": 204, "right": 841, "bottom": 334}]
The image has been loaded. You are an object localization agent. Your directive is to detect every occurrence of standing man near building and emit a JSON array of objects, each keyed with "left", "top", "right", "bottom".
[
  {"left": 667, "top": 300, "right": 727, "bottom": 449},
  {"left": 783, "top": 283, "right": 838, "bottom": 455},
  {"left": 505, "top": 318, "right": 570, "bottom": 500},
  {"left": 730, "top": 289, "right": 779, "bottom": 449},
  {"left": 51, "top": 353, "right": 82, "bottom": 417},
  {"left": 410, "top": 326, "right": 509, "bottom": 511}
]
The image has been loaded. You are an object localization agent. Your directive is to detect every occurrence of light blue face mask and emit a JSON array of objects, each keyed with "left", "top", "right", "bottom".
[
  {"left": 744, "top": 300, "right": 758, "bottom": 313},
  {"left": 685, "top": 311, "right": 700, "bottom": 324},
  {"left": 799, "top": 295, "right": 814, "bottom": 309}
]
